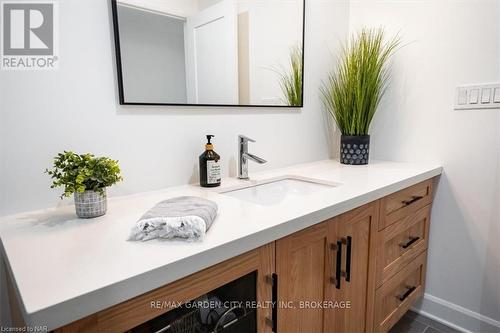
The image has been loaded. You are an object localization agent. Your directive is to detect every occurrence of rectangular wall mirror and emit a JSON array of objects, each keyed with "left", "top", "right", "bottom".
[{"left": 112, "top": 0, "right": 305, "bottom": 107}]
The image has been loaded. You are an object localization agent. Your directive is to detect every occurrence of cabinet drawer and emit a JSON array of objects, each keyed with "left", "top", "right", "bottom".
[
  {"left": 374, "top": 251, "right": 427, "bottom": 333},
  {"left": 376, "top": 205, "right": 431, "bottom": 287},
  {"left": 379, "top": 179, "right": 433, "bottom": 230}
]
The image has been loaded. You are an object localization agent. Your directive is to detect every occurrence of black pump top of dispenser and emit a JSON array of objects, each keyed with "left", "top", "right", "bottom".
[{"left": 205, "top": 135, "right": 214, "bottom": 150}]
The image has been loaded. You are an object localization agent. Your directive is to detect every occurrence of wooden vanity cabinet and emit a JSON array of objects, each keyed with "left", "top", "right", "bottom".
[
  {"left": 51, "top": 179, "right": 435, "bottom": 333},
  {"left": 274, "top": 179, "right": 434, "bottom": 333},
  {"left": 324, "top": 202, "right": 379, "bottom": 333},
  {"left": 373, "top": 179, "right": 434, "bottom": 332},
  {"left": 275, "top": 201, "right": 378, "bottom": 333},
  {"left": 275, "top": 220, "right": 330, "bottom": 333}
]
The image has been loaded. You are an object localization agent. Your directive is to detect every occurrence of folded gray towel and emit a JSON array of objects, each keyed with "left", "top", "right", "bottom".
[{"left": 128, "top": 196, "right": 218, "bottom": 241}]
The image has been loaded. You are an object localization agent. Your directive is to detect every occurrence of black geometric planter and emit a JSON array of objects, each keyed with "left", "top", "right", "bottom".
[{"left": 340, "top": 135, "right": 370, "bottom": 165}]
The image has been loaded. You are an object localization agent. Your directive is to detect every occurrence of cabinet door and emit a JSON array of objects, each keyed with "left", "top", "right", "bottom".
[
  {"left": 324, "top": 202, "right": 379, "bottom": 333},
  {"left": 276, "top": 221, "right": 330, "bottom": 333}
]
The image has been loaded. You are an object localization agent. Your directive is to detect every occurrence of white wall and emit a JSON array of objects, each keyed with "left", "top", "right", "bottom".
[
  {"left": 0, "top": 0, "right": 349, "bottom": 214},
  {"left": 349, "top": 0, "right": 500, "bottom": 330},
  {"left": 197, "top": 0, "right": 223, "bottom": 12}
]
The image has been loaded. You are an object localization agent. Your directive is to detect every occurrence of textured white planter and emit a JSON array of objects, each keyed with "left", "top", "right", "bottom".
[{"left": 74, "top": 189, "right": 107, "bottom": 218}]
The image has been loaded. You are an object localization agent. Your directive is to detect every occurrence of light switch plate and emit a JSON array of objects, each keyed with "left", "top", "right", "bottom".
[{"left": 455, "top": 83, "right": 500, "bottom": 110}]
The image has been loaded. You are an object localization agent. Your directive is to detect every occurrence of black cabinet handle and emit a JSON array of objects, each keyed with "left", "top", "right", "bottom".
[
  {"left": 330, "top": 241, "right": 342, "bottom": 289},
  {"left": 344, "top": 236, "right": 352, "bottom": 282},
  {"left": 335, "top": 240, "right": 342, "bottom": 289},
  {"left": 402, "top": 196, "right": 423, "bottom": 206},
  {"left": 271, "top": 273, "right": 278, "bottom": 333},
  {"left": 400, "top": 236, "right": 420, "bottom": 249},
  {"left": 397, "top": 286, "right": 416, "bottom": 302},
  {"left": 265, "top": 274, "right": 278, "bottom": 332}
]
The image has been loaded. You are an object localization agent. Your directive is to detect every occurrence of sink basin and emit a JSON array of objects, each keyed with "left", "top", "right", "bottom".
[{"left": 221, "top": 176, "right": 338, "bottom": 206}]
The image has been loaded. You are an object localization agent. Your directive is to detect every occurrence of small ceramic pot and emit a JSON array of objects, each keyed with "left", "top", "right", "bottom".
[
  {"left": 340, "top": 135, "right": 370, "bottom": 165},
  {"left": 74, "top": 189, "right": 107, "bottom": 218}
]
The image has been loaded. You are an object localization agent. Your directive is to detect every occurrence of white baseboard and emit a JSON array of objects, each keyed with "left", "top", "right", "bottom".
[{"left": 411, "top": 293, "right": 500, "bottom": 333}]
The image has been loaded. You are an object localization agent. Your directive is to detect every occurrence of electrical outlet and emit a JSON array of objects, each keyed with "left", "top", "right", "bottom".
[{"left": 454, "top": 83, "right": 500, "bottom": 110}]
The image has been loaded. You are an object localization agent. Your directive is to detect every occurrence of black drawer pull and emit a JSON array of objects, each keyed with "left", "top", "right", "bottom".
[
  {"left": 330, "top": 241, "right": 342, "bottom": 289},
  {"left": 344, "top": 236, "right": 352, "bottom": 282},
  {"left": 271, "top": 273, "right": 278, "bottom": 332},
  {"left": 397, "top": 286, "right": 416, "bottom": 302},
  {"left": 335, "top": 240, "right": 342, "bottom": 289},
  {"left": 400, "top": 236, "right": 420, "bottom": 249},
  {"left": 402, "top": 196, "right": 423, "bottom": 206}
]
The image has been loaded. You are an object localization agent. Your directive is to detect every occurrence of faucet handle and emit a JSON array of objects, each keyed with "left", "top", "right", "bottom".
[{"left": 238, "top": 135, "right": 256, "bottom": 143}]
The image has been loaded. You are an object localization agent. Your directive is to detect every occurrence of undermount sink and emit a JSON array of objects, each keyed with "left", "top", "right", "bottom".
[{"left": 221, "top": 176, "right": 339, "bottom": 206}]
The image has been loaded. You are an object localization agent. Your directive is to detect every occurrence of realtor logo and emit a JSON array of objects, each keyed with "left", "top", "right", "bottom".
[{"left": 1, "top": 1, "right": 58, "bottom": 70}]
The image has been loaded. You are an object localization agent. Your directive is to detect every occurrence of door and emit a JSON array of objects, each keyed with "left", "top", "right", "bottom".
[
  {"left": 324, "top": 202, "right": 379, "bottom": 333},
  {"left": 184, "top": 0, "right": 239, "bottom": 104},
  {"left": 276, "top": 222, "right": 330, "bottom": 333}
]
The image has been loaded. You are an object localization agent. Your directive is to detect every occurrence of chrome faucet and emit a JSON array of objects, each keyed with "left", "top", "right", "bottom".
[{"left": 238, "top": 135, "right": 267, "bottom": 179}]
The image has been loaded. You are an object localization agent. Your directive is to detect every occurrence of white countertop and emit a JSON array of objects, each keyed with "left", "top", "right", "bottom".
[{"left": 0, "top": 159, "right": 442, "bottom": 330}]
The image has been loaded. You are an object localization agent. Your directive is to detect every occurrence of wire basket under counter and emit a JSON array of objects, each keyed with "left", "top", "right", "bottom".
[
  {"left": 129, "top": 271, "right": 257, "bottom": 333},
  {"left": 155, "top": 309, "right": 201, "bottom": 333},
  {"left": 130, "top": 306, "right": 255, "bottom": 333}
]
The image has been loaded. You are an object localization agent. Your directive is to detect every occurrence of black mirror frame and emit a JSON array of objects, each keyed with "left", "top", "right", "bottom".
[{"left": 111, "top": 0, "right": 306, "bottom": 107}]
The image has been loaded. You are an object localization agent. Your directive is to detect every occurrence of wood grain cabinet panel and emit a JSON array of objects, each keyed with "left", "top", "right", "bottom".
[
  {"left": 374, "top": 251, "right": 428, "bottom": 333},
  {"left": 276, "top": 202, "right": 379, "bottom": 333},
  {"left": 379, "top": 180, "right": 433, "bottom": 230},
  {"left": 324, "top": 202, "right": 379, "bottom": 333},
  {"left": 275, "top": 221, "right": 330, "bottom": 333},
  {"left": 376, "top": 205, "right": 431, "bottom": 287}
]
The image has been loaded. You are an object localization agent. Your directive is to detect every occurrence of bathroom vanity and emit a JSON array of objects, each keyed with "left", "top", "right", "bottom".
[{"left": 0, "top": 160, "right": 441, "bottom": 333}]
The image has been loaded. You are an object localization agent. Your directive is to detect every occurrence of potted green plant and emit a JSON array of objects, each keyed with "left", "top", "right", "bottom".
[
  {"left": 46, "top": 152, "right": 123, "bottom": 218},
  {"left": 321, "top": 28, "right": 400, "bottom": 165}
]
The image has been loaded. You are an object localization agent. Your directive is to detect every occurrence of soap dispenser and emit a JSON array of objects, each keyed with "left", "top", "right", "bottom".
[{"left": 199, "top": 135, "right": 221, "bottom": 187}]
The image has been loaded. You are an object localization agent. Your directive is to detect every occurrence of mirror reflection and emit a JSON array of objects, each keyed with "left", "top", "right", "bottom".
[{"left": 113, "top": 0, "right": 305, "bottom": 106}]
